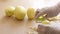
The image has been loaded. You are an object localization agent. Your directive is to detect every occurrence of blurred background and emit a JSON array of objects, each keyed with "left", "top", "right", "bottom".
[{"left": 0, "top": 0, "right": 60, "bottom": 9}]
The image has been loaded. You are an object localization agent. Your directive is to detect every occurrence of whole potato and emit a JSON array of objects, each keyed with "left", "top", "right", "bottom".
[
  {"left": 5, "top": 6, "right": 15, "bottom": 17},
  {"left": 14, "top": 6, "right": 26, "bottom": 20}
]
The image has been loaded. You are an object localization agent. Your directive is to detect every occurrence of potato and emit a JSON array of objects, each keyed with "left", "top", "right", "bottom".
[
  {"left": 14, "top": 6, "right": 26, "bottom": 20},
  {"left": 48, "top": 17, "right": 57, "bottom": 21},
  {"left": 27, "top": 7, "right": 35, "bottom": 20},
  {"left": 5, "top": 6, "right": 15, "bottom": 17},
  {"left": 42, "top": 20, "right": 50, "bottom": 24}
]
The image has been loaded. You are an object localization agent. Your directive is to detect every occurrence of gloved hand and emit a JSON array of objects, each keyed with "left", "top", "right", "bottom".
[
  {"left": 35, "top": 2, "right": 60, "bottom": 19},
  {"left": 37, "top": 22, "right": 60, "bottom": 34}
]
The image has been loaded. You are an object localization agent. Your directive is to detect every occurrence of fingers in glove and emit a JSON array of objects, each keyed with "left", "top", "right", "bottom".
[
  {"left": 37, "top": 24, "right": 50, "bottom": 34},
  {"left": 36, "top": 11, "right": 46, "bottom": 19},
  {"left": 35, "top": 9, "right": 41, "bottom": 19},
  {"left": 35, "top": 8, "right": 48, "bottom": 19}
]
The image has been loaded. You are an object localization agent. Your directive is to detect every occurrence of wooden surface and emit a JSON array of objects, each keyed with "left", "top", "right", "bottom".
[
  {"left": 0, "top": 0, "right": 60, "bottom": 34},
  {"left": 0, "top": 0, "right": 37, "bottom": 34}
]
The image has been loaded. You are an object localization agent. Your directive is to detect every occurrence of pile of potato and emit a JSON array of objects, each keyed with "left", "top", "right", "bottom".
[{"left": 5, "top": 6, "right": 35, "bottom": 20}]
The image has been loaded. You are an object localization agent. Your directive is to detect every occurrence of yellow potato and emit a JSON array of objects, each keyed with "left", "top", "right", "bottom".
[
  {"left": 5, "top": 6, "right": 15, "bottom": 17},
  {"left": 42, "top": 20, "right": 50, "bottom": 24},
  {"left": 27, "top": 7, "right": 35, "bottom": 19},
  {"left": 48, "top": 17, "right": 57, "bottom": 21},
  {"left": 14, "top": 6, "right": 26, "bottom": 20}
]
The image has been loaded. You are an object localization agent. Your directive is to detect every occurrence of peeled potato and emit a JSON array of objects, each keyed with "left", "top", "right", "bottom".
[
  {"left": 48, "top": 17, "right": 57, "bottom": 21},
  {"left": 14, "top": 6, "right": 26, "bottom": 20},
  {"left": 42, "top": 20, "right": 50, "bottom": 24},
  {"left": 36, "top": 15, "right": 50, "bottom": 24},
  {"left": 27, "top": 7, "right": 35, "bottom": 19},
  {"left": 5, "top": 6, "right": 15, "bottom": 17}
]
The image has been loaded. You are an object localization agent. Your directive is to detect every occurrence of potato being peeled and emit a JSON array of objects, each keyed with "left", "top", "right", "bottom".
[
  {"left": 14, "top": 6, "right": 26, "bottom": 20},
  {"left": 48, "top": 17, "right": 57, "bottom": 21},
  {"left": 42, "top": 20, "right": 50, "bottom": 24},
  {"left": 5, "top": 6, "right": 15, "bottom": 17},
  {"left": 27, "top": 7, "right": 35, "bottom": 19}
]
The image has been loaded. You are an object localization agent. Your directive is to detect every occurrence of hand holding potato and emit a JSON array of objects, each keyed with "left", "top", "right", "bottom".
[{"left": 35, "top": 2, "right": 60, "bottom": 19}]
